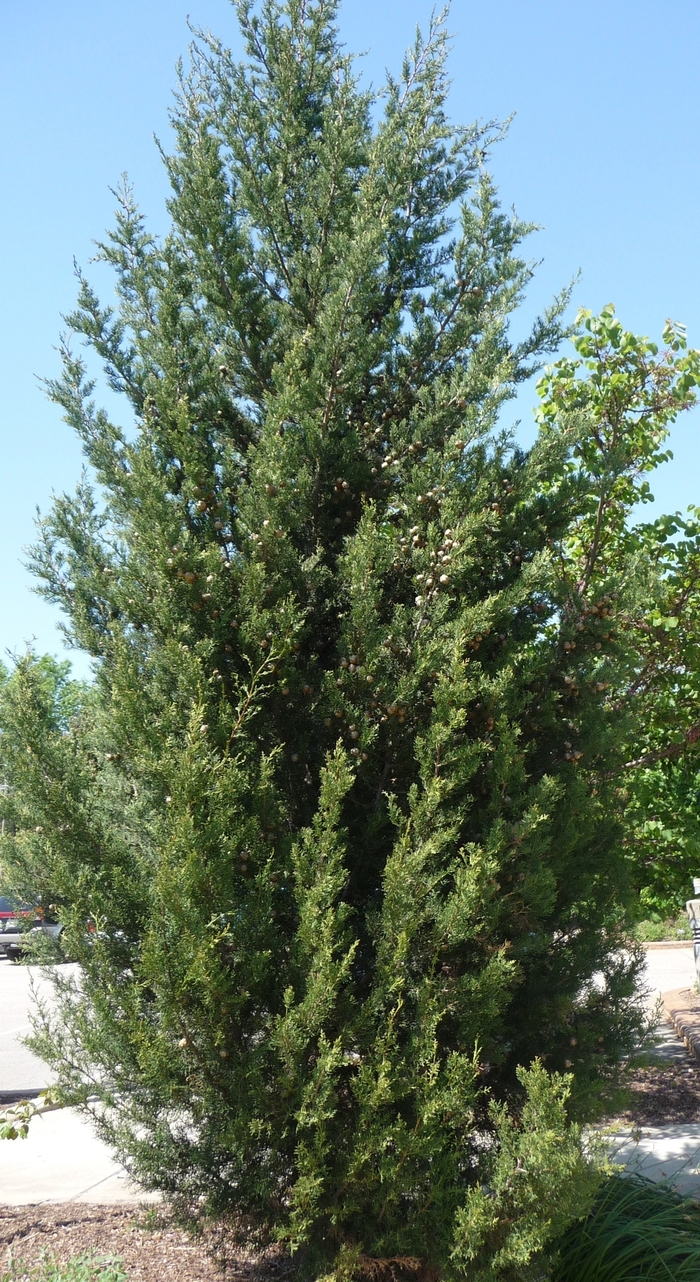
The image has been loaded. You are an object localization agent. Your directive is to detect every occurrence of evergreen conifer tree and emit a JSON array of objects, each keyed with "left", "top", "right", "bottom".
[{"left": 3, "top": 4, "right": 700, "bottom": 1278}]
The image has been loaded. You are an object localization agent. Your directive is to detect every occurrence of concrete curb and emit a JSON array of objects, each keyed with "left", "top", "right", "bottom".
[
  {"left": 662, "top": 987, "right": 700, "bottom": 1060},
  {"left": 643, "top": 941, "right": 694, "bottom": 950}
]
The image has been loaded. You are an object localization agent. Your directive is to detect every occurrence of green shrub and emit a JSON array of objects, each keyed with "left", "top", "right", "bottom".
[
  {"left": 14, "top": 928, "right": 70, "bottom": 966},
  {"left": 552, "top": 1173, "right": 700, "bottom": 1281},
  {"left": 633, "top": 914, "right": 692, "bottom": 943}
]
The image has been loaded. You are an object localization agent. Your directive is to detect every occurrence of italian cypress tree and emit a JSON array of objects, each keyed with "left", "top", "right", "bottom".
[{"left": 3, "top": 3, "right": 700, "bottom": 1278}]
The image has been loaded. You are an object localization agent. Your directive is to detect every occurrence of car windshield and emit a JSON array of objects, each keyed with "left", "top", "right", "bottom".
[{"left": 0, "top": 895, "right": 34, "bottom": 915}]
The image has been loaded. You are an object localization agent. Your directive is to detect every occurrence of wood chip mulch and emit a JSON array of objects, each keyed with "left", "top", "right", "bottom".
[
  {"left": 0, "top": 1204, "right": 295, "bottom": 1282},
  {"left": 611, "top": 1056, "right": 700, "bottom": 1126}
]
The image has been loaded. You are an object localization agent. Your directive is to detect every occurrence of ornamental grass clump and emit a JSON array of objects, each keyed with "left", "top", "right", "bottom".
[
  {"left": 2, "top": 2, "right": 700, "bottom": 1280},
  {"left": 552, "top": 1173, "right": 700, "bottom": 1281}
]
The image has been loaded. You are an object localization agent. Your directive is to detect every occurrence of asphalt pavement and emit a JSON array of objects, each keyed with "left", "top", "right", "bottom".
[
  {"left": 641, "top": 944, "right": 698, "bottom": 1007},
  {"left": 0, "top": 959, "right": 57, "bottom": 1099}
]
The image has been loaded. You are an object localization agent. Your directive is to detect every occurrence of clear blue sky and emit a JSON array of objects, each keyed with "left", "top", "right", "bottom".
[{"left": 2, "top": 0, "right": 699, "bottom": 677}]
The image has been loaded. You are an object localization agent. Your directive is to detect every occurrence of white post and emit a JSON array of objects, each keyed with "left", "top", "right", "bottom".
[{"left": 686, "top": 896, "right": 700, "bottom": 991}]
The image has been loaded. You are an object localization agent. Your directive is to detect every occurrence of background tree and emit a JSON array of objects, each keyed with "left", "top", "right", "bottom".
[
  {"left": 535, "top": 310, "right": 700, "bottom": 923},
  {"left": 2, "top": 4, "right": 700, "bottom": 1279},
  {"left": 0, "top": 653, "right": 89, "bottom": 852},
  {"left": 621, "top": 511, "right": 700, "bottom": 920}
]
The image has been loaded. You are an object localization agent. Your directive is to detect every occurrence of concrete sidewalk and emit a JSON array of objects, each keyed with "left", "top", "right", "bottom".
[
  {"left": 607, "top": 1123, "right": 700, "bottom": 1198},
  {"left": 0, "top": 960, "right": 150, "bottom": 1204},
  {"left": 0, "top": 1106, "right": 157, "bottom": 1205}
]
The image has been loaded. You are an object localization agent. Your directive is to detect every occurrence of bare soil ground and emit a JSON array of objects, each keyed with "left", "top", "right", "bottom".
[{"left": 0, "top": 1204, "right": 294, "bottom": 1282}]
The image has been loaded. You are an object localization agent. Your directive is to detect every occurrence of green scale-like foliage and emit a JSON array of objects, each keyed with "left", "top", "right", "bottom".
[{"left": 3, "top": 4, "right": 700, "bottom": 1279}]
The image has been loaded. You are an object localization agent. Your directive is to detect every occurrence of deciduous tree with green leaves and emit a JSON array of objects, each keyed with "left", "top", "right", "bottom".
[
  {"left": 535, "top": 308, "right": 700, "bottom": 922},
  {"left": 618, "top": 505, "right": 700, "bottom": 919},
  {"left": 2, "top": 4, "right": 700, "bottom": 1279}
]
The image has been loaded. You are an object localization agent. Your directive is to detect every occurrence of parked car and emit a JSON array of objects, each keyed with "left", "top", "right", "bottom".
[{"left": 0, "top": 895, "right": 62, "bottom": 961}]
